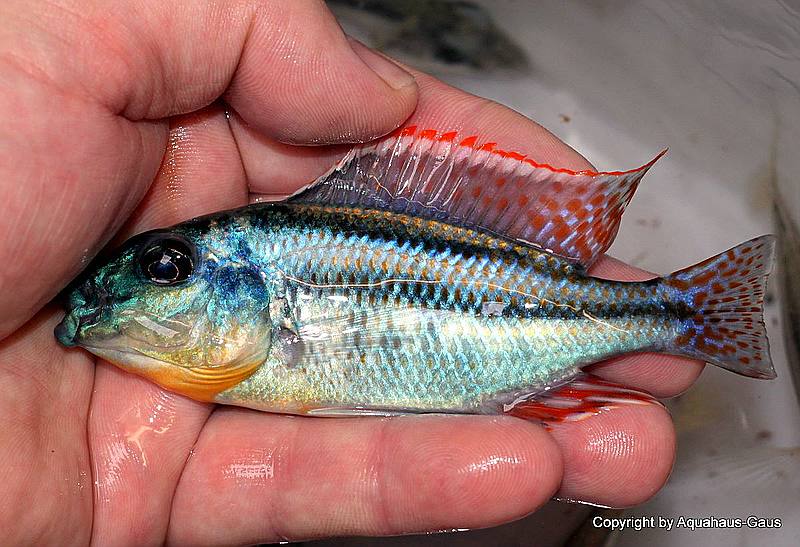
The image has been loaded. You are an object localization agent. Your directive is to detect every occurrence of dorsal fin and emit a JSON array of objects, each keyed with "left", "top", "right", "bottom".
[{"left": 289, "top": 126, "right": 665, "bottom": 267}]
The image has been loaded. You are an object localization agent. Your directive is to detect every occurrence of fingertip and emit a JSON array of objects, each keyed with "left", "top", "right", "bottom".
[
  {"left": 381, "top": 415, "right": 563, "bottom": 532},
  {"left": 117, "top": 104, "right": 249, "bottom": 239},
  {"left": 228, "top": 110, "right": 349, "bottom": 195},
  {"left": 550, "top": 404, "right": 676, "bottom": 508}
]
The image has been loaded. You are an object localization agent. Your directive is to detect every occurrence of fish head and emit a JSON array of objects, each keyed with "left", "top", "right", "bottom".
[{"left": 55, "top": 224, "right": 273, "bottom": 401}]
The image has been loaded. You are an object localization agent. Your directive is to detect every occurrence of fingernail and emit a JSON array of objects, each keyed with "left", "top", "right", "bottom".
[{"left": 347, "top": 37, "right": 415, "bottom": 90}]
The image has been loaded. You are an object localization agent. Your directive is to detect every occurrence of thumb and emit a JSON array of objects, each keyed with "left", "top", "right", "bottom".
[
  {"left": 17, "top": 0, "right": 418, "bottom": 145},
  {"left": 124, "top": 0, "right": 419, "bottom": 143},
  {"left": 225, "top": 7, "right": 419, "bottom": 144}
]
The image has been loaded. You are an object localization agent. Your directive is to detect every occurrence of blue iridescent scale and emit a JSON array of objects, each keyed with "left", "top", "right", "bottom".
[{"left": 211, "top": 203, "right": 679, "bottom": 413}]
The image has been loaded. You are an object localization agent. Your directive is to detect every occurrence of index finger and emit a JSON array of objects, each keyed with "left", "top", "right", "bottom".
[{"left": 167, "top": 411, "right": 562, "bottom": 544}]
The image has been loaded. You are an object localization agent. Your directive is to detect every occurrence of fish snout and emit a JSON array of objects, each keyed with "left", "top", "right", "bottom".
[
  {"left": 55, "top": 313, "right": 79, "bottom": 347},
  {"left": 55, "top": 280, "right": 110, "bottom": 347}
]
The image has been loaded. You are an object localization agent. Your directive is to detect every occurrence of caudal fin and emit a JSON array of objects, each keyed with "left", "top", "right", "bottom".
[{"left": 664, "top": 235, "right": 776, "bottom": 379}]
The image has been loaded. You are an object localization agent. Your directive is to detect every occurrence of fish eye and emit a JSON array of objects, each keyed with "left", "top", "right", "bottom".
[{"left": 138, "top": 236, "right": 195, "bottom": 285}]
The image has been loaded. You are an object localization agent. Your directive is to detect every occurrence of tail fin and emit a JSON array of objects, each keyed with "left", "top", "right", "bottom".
[{"left": 664, "top": 235, "right": 776, "bottom": 379}]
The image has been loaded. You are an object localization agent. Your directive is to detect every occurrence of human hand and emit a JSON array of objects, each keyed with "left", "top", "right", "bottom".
[{"left": 0, "top": 0, "right": 701, "bottom": 544}]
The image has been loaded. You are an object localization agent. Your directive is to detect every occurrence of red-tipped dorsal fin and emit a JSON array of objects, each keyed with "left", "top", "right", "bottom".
[{"left": 289, "top": 127, "right": 665, "bottom": 267}]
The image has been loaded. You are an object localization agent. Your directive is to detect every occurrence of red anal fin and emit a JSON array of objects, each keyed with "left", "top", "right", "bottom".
[{"left": 505, "top": 373, "right": 662, "bottom": 426}]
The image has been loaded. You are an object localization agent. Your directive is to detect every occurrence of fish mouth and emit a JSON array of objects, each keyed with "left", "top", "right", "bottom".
[
  {"left": 55, "top": 281, "right": 109, "bottom": 347},
  {"left": 55, "top": 313, "right": 80, "bottom": 347}
]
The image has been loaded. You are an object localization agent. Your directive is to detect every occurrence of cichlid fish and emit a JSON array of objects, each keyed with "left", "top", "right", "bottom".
[{"left": 55, "top": 126, "right": 776, "bottom": 421}]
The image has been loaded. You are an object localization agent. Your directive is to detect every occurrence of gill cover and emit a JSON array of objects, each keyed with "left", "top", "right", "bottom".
[{"left": 126, "top": 259, "right": 273, "bottom": 401}]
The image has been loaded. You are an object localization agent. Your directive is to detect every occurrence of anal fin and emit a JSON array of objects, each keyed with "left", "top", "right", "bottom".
[{"left": 504, "top": 373, "right": 662, "bottom": 426}]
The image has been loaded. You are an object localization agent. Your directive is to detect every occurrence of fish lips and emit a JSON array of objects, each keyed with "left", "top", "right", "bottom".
[
  {"left": 55, "top": 312, "right": 80, "bottom": 346},
  {"left": 55, "top": 281, "right": 109, "bottom": 347}
]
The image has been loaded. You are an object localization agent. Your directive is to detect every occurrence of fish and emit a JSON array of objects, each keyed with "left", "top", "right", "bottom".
[{"left": 55, "top": 126, "right": 776, "bottom": 422}]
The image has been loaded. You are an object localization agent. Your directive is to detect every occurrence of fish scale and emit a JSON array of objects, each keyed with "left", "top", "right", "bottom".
[{"left": 206, "top": 203, "right": 678, "bottom": 413}]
